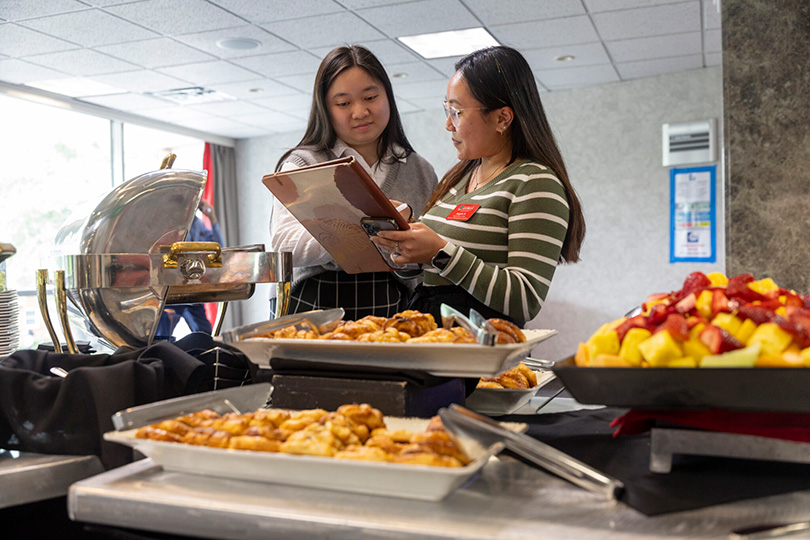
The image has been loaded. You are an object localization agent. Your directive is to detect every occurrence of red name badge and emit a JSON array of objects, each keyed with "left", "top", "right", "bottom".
[{"left": 446, "top": 204, "right": 481, "bottom": 221}]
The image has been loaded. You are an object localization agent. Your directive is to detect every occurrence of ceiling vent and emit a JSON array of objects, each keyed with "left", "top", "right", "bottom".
[
  {"left": 150, "top": 87, "right": 236, "bottom": 105},
  {"left": 662, "top": 119, "right": 716, "bottom": 166}
]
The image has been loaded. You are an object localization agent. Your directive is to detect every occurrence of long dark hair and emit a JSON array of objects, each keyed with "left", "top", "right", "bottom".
[
  {"left": 275, "top": 45, "right": 413, "bottom": 171},
  {"left": 423, "top": 46, "right": 585, "bottom": 263}
]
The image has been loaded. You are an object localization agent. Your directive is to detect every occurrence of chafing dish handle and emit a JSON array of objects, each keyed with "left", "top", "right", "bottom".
[
  {"left": 36, "top": 269, "right": 62, "bottom": 353},
  {"left": 275, "top": 281, "right": 291, "bottom": 318},
  {"left": 54, "top": 270, "right": 79, "bottom": 354},
  {"left": 213, "top": 302, "right": 228, "bottom": 337}
]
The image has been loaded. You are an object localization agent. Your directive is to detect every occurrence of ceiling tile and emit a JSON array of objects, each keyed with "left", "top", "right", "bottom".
[
  {"left": 249, "top": 93, "right": 312, "bottom": 113},
  {"left": 358, "top": 0, "right": 479, "bottom": 37},
  {"left": 231, "top": 50, "right": 322, "bottom": 78},
  {"left": 338, "top": 0, "right": 420, "bottom": 8},
  {"left": 309, "top": 40, "right": 421, "bottom": 68},
  {"left": 96, "top": 38, "right": 216, "bottom": 68},
  {"left": 232, "top": 110, "right": 302, "bottom": 127},
  {"left": 606, "top": 32, "right": 702, "bottom": 63},
  {"left": 490, "top": 16, "right": 599, "bottom": 49},
  {"left": 538, "top": 64, "right": 619, "bottom": 89},
  {"left": 401, "top": 95, "right": 444, "bottom": 114},
  {"left": 522, "top": 42, "right": 611, "bottom": 70},
  {"left": 463, "top": 0, "right": 585, "bottom": 25},
  {"left": 217, "top": 125, "right": 276, "bottom": 138},
  {"left": 425, "top": 55, "right": 463, "bottom": 77},
  {"left": 180, "top": 115, "right": 260, "bottom": 132},
  {"left": 79, "top": 92, "right": 170, "bottom": 111},
  {"left": 174, "top": 25, "right": 295, "bottom": 58},
  {"left": 584, "top": 0, "right": 690, "bottom": 12},
  {"left": 273, "top": 72, "right": 317, "bottom": 93},
  {"left": 382, "top": 61, "right": 444, "bottom": 83},
  {"left": 208, "top": 0, "right": 343, "bottom": 23},
  {"left": 0, "top": 23, "right": 81, "bottom": 57},
  {"left": 615, "top": 54, "right": 704, "bottom": 80},
  {"left": 89, "top": 70, "right": 193, "bottom": 92},
  {"left": 105, "top": 0, "right": 246, "bottom": 35},
  {"left": 186, "top": 99, "right": 270, "bottom": 116},
  {"left": 394, "top": 97, "right": 422, "bottom": 114},
  {"left": 0, "top": 0, "right": 87, "bottom": 21},
  {"left": 157, "top": 60, "right": 263, "bottom": 86},
  {"left": 135, "top": 105, "right": 218, "bottom": 123},
  {"left": 18, "top": 9, "right": 158, "bottom": 46},
  {"left": 260, "top": 12, "right": 385, "bottom": 49},
  {"left": 0, "top": 58, "right": 68, "bottom": 83},
  {"left": 591, "top": 2, "right": 701, "bottom": 41},
  {"left": 25, "top": 49, "right": 140, "bottom": 76},
  {"left": 391, "top": 78, "right": 448, "bottom": 100},
  {"left": 206, "top": 79, "right": 301, "bottom": 100}
]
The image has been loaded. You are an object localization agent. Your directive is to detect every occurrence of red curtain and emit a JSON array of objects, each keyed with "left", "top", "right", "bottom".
[{"left": 202, "top": 142, "right": 217, "bottom": 326}]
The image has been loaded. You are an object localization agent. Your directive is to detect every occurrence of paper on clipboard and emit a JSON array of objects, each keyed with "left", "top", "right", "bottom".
[{"left": 262, "top": 156, "right": 412, "bottom": 274}]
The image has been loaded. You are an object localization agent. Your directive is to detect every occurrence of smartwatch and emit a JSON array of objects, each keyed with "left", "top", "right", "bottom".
[{"left": 431, "top": 245, "right": 454, "bottom": 271}]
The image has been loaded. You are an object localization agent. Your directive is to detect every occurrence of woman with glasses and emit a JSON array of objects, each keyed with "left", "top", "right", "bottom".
[
  {"left": 269, "top": 45, "right": 438, "bottom": 320},
  {"left": 372, "top": 46, "right": 585, "bottom": 326}
]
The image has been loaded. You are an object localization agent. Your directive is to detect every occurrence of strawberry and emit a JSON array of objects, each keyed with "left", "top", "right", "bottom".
[
  {"left": 616, "top": 315, "right": 646, "bottom": 343},
  {"left": 699, "top": 324, "right": 743, "bottom": 354},
  {"left": 785, "top": 307, "right": 810, "bottom": 348},
  {"left": 674, "top": 272, "right": 712, "bottom": 301},
  {"left": 726, "top": 273, "right": 768, "bottom": 303},
  {"left": 780, "top": 289, "right": 805, "bottom": 307},
  {"left": 641, "top": 293, "right": 671, "bottom": 313},
  {"left": 686, "top": 314, "right": 708, "bottom": 329},
  {"left": 646, "top": 302, "right": 676, "bottom": 326},
  {"left": 777, "top": 318, "right": 810, "bottom": 348},
  {"left": 655, "top": 313, "right": 690, "bottom": 341},
  {"left": 674, "top": 292, "right": 697, "bottom": 314},
  {"left": 711, "top": 289, "right": 731, "bottom": 316},
  {"left": 738, "top": 304, "right": 776, "bottom": 325}
]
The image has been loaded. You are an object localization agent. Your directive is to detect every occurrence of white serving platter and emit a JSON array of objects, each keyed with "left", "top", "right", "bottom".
[
  {"left": 105, "top": 416, "right": 526, "bottom": 502},
  {"left": 224, "top": 329, "right": 557, "bottom": 378},
  {"left": 465, "top": 371, "right": 557, "bottom": 416}
]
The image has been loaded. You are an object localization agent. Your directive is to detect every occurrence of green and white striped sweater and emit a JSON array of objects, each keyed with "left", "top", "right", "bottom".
[{"left": 421, "top": 159, "right": 570, "bottom": 324}]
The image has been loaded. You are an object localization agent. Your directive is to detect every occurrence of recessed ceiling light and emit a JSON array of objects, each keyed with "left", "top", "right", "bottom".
[
  {"left": 391, "top": 72, "right": 408, "bottom": 78},
  {"left": 555, "top": 55, "right": 575, "bottom": 62},
  {"left": 216, "top": 38, "right": 261, "bottom": 51},
  {"left": 398, "top": 27, "right": 500, "bottom": 59},
  {"left": 25, "top": 78, "right": 127, "bottom": 97},
  {"left": 149, "top": 87, "right": 237, "bottom": 105}
]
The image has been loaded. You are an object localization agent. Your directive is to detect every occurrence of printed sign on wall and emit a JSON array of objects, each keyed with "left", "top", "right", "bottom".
[{"left": 670, "top": 165, "right": 716, "bottom": 263}]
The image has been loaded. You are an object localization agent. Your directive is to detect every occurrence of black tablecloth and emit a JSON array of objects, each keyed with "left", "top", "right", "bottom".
[{"left": 504, "top": 408, "right": 810, "bottom": 516}]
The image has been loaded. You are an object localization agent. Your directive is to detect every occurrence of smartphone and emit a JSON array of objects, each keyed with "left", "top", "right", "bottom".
[{"left": 360, "top": 217, "right": 420, "bottom": 271}]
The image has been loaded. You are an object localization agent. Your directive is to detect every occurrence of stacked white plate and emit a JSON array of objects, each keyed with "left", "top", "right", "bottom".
[{"left": 0, "top": 290, "right": 20, "bottom": 357}]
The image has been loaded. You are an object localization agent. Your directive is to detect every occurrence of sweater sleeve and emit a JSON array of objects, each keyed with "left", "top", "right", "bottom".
[{"left": 438, "top": 173, "right": 570, "bottom": 323}]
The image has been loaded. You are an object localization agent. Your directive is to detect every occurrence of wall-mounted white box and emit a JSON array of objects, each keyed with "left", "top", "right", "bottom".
[{"left": 662, "top": 119, "right": 717, "bottom": 166}]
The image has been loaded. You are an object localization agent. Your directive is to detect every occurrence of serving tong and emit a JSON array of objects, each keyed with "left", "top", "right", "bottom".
[
  {"left": 220, "top": 308, "right": 345, "bottom": 343},
  {"left": 440, "top": 305, "right": 497, "bottom": 345},
  {"left": 440, "top": 403, "right": 624, "bottom": 500}
]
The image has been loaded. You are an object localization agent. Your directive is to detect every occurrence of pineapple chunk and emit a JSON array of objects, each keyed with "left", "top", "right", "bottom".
[
  {"left": 706, "top": 272, "right": 729, "bottom": 287},
  {"left": 586, "top": 318, "right": 625, "bottom": 345},
  {"left": 699, "top": 344, "right": 761, "bottom": 368},
  {"left": 695, "top": 290, "right": 713, "bottom": 319},
  {"left": 637, "top": 331, "right": 684, "bottom": 367},
  {"left": 711, "top": 313, "right": 742, "bottom": 337},
  {"left": 682, "top": 336, "right": 712, "bottom": 362},
  {"left": 668, "top": 357, "right": 698, "bottom": 368},
  {"left": 586, "top": 331, "right": 620, "bottom": 360},
  {"left": 619, "top": 327, "right": 652, "bottom": 366},
  {"left": 735, "top": 318, "right": 757, "bottom": 344},
  {"left": 746, "top": 322, "right": 793, "bottom": 354},
  {"left": 748, "top": 277, "right": 779, "bottom": 295},
  {"left": 799, "top": 347, "right": 810, "bottom": 367}
]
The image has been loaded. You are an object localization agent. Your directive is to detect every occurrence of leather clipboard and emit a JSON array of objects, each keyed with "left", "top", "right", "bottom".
[{"left": 262, "top": 156, "right": 412, "bottom": 274}]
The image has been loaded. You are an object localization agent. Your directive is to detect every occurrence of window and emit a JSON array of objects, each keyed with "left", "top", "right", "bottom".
[{"left": 0, "top": 93, "right": 204, "bottom": 348}]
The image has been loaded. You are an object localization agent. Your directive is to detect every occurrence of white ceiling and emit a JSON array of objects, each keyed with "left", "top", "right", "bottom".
[{"left": 0, "top": 0, "right": 722, "bottom": 140}]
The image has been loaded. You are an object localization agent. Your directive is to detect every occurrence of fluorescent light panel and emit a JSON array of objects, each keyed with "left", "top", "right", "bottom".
[
  {"left": 398, "top": 27, "right": 500, "bottom": 59},
  {"left": 26, "top": 78, "right": 127, "bottom": 97}
]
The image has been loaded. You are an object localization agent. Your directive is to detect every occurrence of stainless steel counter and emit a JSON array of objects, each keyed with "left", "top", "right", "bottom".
[
  {"left": 68, "top": 455, "right": 810, "bottom": 540},
  {"left": 0, "top": 450, "right": 103, "bottom": 508}
]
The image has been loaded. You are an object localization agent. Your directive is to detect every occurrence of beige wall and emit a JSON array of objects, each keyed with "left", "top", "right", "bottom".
[{"left": 235, "top": 66, "right": 724, "bottom": 361}]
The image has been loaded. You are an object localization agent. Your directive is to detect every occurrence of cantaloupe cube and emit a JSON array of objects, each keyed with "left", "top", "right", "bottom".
[
  {"left": 755, "top": 352, "right": 804, "bottom": 368},
  {"left": 590, "top": 354, "right": 634, "bottom": 367},
  {"left": 746, "top": 323, "right": 793, "bottom": 354},
  {"left": 575, "top": 342, "right": 590, "bottom": 367},
  {"left": 706, "top": 272, "right": 728, "bottom": 287},
  {"left": 637, "top": 331, "right": 683, "bottom": 367},
  {"left": 619, "top": 327, "right": 652, "bottom": 366}
]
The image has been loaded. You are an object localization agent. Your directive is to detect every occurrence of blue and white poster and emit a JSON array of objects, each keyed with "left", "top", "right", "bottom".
[{"left": 670, "top": 165, "right": 716, "bottom": 263}]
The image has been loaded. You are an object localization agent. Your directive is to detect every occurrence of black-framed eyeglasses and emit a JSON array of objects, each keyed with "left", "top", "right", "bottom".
[{"left": 442, "top": 100, "right": 486, "bottom": 127}]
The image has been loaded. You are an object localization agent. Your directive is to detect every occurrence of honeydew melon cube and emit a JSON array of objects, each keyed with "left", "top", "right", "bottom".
[
  {"left": 699, "top": 344, "right": 761, "bottom": 368},
  {"left": 637, "top": 331, "right": 683, "bottom": 367},
  {"left": 746, "top": 322, "right": 793, "bottom": 354},
  {"left": 619, "top": 327, "right": 652, "bottom": 366}
]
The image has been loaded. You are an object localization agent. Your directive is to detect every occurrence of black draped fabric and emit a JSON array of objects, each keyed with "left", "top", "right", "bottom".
[
  {"left": 504, "top": 408, "right": 810, "bottom": 516},
  {"left": 0, "top": 334, "right": 251, "bottom": 469}
]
